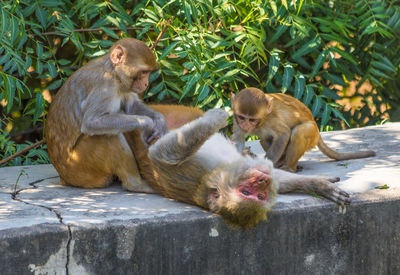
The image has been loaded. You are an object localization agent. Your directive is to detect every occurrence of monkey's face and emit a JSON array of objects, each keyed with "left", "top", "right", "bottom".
[
  {"left": 234, "top": 112, "right": 260, "bottom": 133},
  {"left": 208, "top": 160, "right": 278, "bottom": 228},
  {"left": 115, "top": 65, "right": 152, "bottom": 94}
]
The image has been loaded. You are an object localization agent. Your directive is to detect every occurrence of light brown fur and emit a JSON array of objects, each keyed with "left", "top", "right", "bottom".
[
  {"left": 231, "top": 87, "right": 376, "bottom": 172},
  {"left": 125, "top": 108, "right": 350, "bottom": 229},
  {"left": 45, "top": 38, "right": 165, "bottom": 192}
]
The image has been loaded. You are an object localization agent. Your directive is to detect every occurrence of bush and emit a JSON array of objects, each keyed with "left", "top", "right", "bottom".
[{"left": 0, "top": 0, "right": 399, "bottom": 166}]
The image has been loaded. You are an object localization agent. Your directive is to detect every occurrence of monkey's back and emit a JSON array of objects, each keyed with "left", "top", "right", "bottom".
[
  {"left": 45, "top": 56, "right": 110, "bottom": 178},
  {"left": 268, "top": 93, "right": 316, "bottom": 127}
]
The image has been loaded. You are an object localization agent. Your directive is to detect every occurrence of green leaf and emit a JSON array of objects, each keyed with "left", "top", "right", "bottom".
[
  {"left": 323, "top": 73, "right": 345, "bottom": 86},
  {"left": 369, "top": 68, "right": 392, "bottom": 79},
  {"left": 329, "top": 47, "right": 358, "bottom": 65},
  {"left": 36, "top": 43, "right": 43, "bottom": 60},
  {"left": 322, "top": 87, "right": 341, "bottom": 100},
  {"left": 371, "top": 61, "right": 395, "bottom": 73},
  {"left": 36, "top": 60, "right": 43, "bottom": 74},
  {"left": 292, "top": 36, "right": 320, "bottom": 59},
  {"left": 33, "top": 93, "right": 44, "bottom": 124},
  {"left": 321, "top": 104, "right": 331, "bottom": 126},
  {"left": 10, "top": 17, "right": 18, "bottom": 45},
  {"left": 146, "top": 82, "right": 164, "bottom": 98},
  {"left": 100, "top": 27, "right": 119, "bottom": 39},
  {"left": 269, "top": 24, "right": 289, "bottom": 44},
  {"left": 303, "top": 85, "right": 314, "bottom": 106},
  {"left": 184, "top": 1, "right": 192, "bottom": 25},
  {"left": 180, "top": 73, "right": 201, "bottom": 101},
  {"left": 281, "top": 63, "right": 294, "bottom": 93},
  {"left": 310, "top": 50, "right": 327, "bottom": 77},
  {"left": 267, "top": 51, "right": 280, "bottom": 81},
  {"left": 159, "top": 41, "right": 179, "bottom": 60},
  {"left": 198, "top": 84, "right": 210, "bottom": 101},
  {"left": 46, "top": 79, "right": 63, "bottom": 90},
  {"left": 6, "top": 76, "right": 15, "bottom": 113},
  {"left": 331, "top": 107, "right": 349, "bottom": 126},
  {"left": 0, "top": 8, "right": 9, "bottom": 38},
  {"left": 294, "top": 74, "right": 305, "bottom": 99},
  {"left": 311, "top": 96, "right": 322, "bottom": 117},
  {"left": 47, "top": 63, "right": 58, "bottom": 78},
  {"left": 35, "top": 7, "right": 47, "bottom": 28}
]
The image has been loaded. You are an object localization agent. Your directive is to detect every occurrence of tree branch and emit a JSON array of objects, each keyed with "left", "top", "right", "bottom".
[{"left": 0, "top": 139, "right": 46, "bottom": 166}]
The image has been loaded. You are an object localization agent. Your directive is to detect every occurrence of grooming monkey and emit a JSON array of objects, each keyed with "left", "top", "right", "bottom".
[
  {"left": 124, "top": 108, "right": 351, "bottom": 228},
  {"left": 231, "top": 87, "right": 376, "bottom": 172},
  {"left": 45, "top": 38, "right": 168, "bottom": 192}
]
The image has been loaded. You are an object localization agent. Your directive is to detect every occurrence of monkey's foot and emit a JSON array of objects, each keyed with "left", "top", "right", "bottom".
[{"left": 203, "top": 109, "right": 229, "bottom": 128}]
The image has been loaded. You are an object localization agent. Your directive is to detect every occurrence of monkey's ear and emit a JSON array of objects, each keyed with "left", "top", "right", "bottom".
[
  {"left": 230, "top": 93, "right": 236, "bottom": 103},
  {"left": 266, "top": 97, "right": 273, "bottom": 114},
  {"left": 110, "top": 45, "right": 127, "bottom": 65}
]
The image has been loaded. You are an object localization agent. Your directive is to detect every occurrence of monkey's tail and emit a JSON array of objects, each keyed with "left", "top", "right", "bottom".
[
  {"left": 123, "top": 130, "right": 164, "bottom": 193},
  {"left": 317, "top": 137, "right": 376, "bottom": 160}
]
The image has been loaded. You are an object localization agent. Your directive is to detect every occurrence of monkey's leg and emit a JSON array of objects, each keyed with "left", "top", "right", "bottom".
[
  {"left": 274, "top": 168, "right": 351, "bottom": 205},
  {"left": 60, "top": 134, "right": 154, "bottom": 192},
  {"left": 284, "top": 122, "right": 319, "bottom": 172},
  {"left": 115, "top": 134, "right": 156, "bottom": 193},
  {"left": 263, "top": 131, "right": 290, "bottom": 166},
  {"left": 149, "top": 109, "right": 228, "bottom": 164}
]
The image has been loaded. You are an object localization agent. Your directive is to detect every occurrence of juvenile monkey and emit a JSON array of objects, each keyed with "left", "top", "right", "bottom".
[
  {"left": 231, "top": 87, "right": 376, "bottom": 172},
  {"left": 45, "top": 38, "right": 167, "bottom": 192},
  {"left": 124, "top": 108, "right": 350, "bottom": 228}
]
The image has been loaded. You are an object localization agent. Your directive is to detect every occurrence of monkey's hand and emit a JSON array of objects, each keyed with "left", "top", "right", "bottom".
[
  {"left": 242, "top": 147, "right": 257, "bottom": 158},
  {"left": 146, "top": 115, "right": 168, "bottom": 144},
  {"left": 204, "top": 108, "right": 229, "bottom": 129}
]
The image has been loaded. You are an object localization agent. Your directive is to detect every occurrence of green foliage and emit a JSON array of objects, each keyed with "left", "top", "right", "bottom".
[
  {"left": 0, "top": 130, "right": 49, "bottom": 167},
  {"left": 0, "top": 0, "right": 399, "bottom": 166}
]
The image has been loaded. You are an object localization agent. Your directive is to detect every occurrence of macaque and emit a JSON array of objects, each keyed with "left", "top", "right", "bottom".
[
  {"left": 45, "top": 38, "right": 168, "bottom": 192},
  {"left": 124, "top": 108, "right": 351, "bottom": 229},
  {"left": 231, "top": 87, "right": 376, "bottom": 173}
]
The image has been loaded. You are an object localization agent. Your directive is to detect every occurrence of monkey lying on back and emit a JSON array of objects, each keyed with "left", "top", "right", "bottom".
[
  {"left": 124, "top": 108, "right": 350, "bottom": 228},
  {"left": 231, "top": 87, "right": 376, "bottom": 172}
]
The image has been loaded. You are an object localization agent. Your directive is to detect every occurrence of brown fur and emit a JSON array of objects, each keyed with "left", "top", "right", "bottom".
[
  {"left": 45, "top": 38, "right": 161, "bottom": 192},
  {"left": 231, "top": 87, "right": 376, "bottom": 172},
  {"left": 149, "top": 104, "right": 204, "bottom": 129}
]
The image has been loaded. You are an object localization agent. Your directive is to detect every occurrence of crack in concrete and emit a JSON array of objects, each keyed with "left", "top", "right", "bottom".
[{"left": 10, "top": 176, "right": 72, "bottom": 275}]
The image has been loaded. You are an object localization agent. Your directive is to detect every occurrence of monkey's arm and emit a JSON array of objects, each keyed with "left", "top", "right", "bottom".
[
  {"left": 231, "top": 122, "right": 246, "bottom": 153},
  {"left": 274, "top": 169, "right": 351, "bottom": 206},
  {"left": 128, "top": 100, "right": 168, "bottom": 143},
  {"left": 263, "top": 129, "right": 290, "bottom": 164},
  {"left": 149, "top": 109, "right": 228, "bottom": 165},
  {"left": 81, "top": 112, "right": 154, "bottom": 135}
]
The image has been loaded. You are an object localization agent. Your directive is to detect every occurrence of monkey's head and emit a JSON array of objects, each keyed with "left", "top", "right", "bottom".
[
  {"left": 231, "top": 88, "right": 273, "bottom": 133},
  {"left": 109, "top": 38, "right": 159, "bottom": 94},
  {"left": 205, "top": 158, "right": 278, "bottom": 229}
]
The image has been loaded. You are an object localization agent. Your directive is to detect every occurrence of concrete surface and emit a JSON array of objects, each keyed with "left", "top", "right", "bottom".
[{"left": 1, "top": 123, "right": 400, "bottom": 275}]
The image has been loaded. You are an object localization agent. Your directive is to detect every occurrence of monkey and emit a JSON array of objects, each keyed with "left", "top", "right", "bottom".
[
  {"left": 123, "top": 108, "right": 351, "bottom": 229},
  {"left": 231, "top": 87, "right": 376, "bottom": 173},
  {"left": 45, "top": 38, "right": 168, "bottom": 193}
]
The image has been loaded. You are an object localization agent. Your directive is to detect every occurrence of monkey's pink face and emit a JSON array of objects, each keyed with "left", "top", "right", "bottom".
[
  {"left": 235, "top": 113, "right": 260, "bottom": 133},
  {"left": 236, "top": 167, "right": 271, "bottom": 204},
  {"left": 131, "top": 71, "right": 151, "bottom": 94}
]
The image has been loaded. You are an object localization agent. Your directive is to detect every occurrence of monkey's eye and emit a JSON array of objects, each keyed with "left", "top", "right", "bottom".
[
  {"left": 257, "top": 194, "right": 265, "bottom": 200},
  {"left": 241, "top": 190, "right": 250, "bottom": 196}
]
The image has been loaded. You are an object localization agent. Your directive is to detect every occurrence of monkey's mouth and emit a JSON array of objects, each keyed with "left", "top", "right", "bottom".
[{"left": 236, "top": 168, "right": 271, "bottom": 204}]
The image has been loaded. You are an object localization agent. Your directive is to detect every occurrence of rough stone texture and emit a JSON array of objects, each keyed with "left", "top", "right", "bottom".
[{"left": 0, "top": 123, "right": 399, "bottom": 275}]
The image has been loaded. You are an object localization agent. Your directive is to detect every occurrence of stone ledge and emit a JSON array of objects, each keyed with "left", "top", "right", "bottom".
[{"left": 1, "top": 123, "right": 399, "bottom": 274}]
